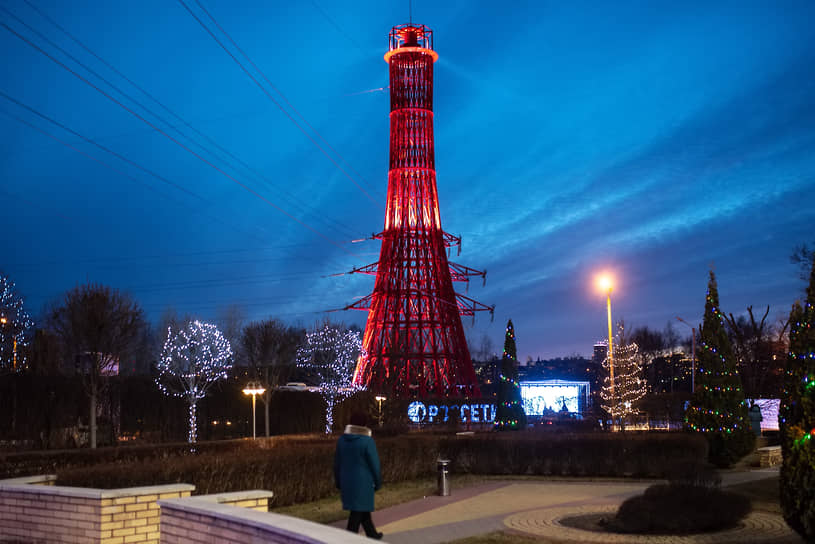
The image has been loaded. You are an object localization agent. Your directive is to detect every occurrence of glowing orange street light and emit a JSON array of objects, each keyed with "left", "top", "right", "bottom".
[
  {"left": 595, "top": 274, "right": 615, "bottom": 424},
  {"left": 242, "top": 382, "right": 266, "bottom": 440}
]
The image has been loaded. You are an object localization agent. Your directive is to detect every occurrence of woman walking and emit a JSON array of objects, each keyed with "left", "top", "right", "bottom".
[{"left": 334, "top": 412, "right": 383, "bottom": 539}]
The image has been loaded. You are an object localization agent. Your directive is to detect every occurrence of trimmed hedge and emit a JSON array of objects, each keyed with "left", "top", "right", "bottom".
[{"left": 51, "top": 431, "right": 708, "bottom": 507}]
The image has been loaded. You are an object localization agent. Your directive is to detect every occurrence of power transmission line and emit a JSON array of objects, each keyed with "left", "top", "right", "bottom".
[
  {"left": 178, "top": 0, "right": 382, "bottom": 209},
  {"left": 0, "top": 18, "right": 358, "bottom": 256},
  {"left": 2, "top": 3, "right": 359, "bottom": 241}
]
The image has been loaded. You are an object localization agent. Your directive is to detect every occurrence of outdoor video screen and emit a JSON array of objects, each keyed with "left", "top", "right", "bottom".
[{"left": 520, "top": 381, "right": 583, "bottom": 415}]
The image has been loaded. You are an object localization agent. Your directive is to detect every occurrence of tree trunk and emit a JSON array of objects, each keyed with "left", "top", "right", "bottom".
[
  {"left": 188, "top": 401, "right": 197, "bottom": 443},
  {"left": 325, "top": 396, "right": 335, "bottom": 434},
  {"left": 264, "top": 390, "right": 270, "bottom": 438},
  {"left": 90, "top": 379, "right": 97, "bottom": 449}
]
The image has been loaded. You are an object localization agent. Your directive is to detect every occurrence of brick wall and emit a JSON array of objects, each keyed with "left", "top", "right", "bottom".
[
  {"left": 159, "top": 496, "right": 371, "bottom": 544},
  {"left": 0, "top": 475, "right": 194, "bottom": 544}
]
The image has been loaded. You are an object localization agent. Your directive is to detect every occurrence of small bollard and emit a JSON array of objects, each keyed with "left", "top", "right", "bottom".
[{"left": 437, "top": 459, "right": 451, "bottom": 496}]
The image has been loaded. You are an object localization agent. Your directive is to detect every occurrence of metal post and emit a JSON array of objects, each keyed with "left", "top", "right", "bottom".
[
  {"left": 437, "top": 459, "right": 450, "bottom": 496},
  {"left": 606, "top": 289, "right": 615, "bottom": 426},
  {"left": 251, "top": 393, "right": 257, "bottom": 440}
]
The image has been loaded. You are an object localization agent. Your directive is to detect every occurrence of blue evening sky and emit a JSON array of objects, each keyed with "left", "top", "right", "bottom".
[{"left": 1, "top": 1, "right": 813, "bottom": 359}]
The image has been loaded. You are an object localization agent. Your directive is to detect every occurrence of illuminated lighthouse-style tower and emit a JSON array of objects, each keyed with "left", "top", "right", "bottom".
[{"left": 348, "top": 24, "right": 492, "bottom": 398}]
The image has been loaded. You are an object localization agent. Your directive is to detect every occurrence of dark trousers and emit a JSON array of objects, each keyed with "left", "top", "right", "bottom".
[{"left": 347, "top": 510, "right": 379, "bottom": 537}]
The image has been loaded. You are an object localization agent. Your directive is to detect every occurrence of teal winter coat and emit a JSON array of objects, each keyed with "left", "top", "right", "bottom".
[{"left": 334, "top": 425, "right": 382, "bottom": 512}]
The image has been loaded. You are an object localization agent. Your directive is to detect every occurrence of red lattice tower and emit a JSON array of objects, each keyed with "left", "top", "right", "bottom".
[{"left": 346, "top": 24, "right": 493, "bottom": 398}]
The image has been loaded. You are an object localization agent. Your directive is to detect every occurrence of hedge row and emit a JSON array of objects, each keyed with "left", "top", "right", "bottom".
[{"left": 52, "top": 431, "right": 708, "bottom": 507}]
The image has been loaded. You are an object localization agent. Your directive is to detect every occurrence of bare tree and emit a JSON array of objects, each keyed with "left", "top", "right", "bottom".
[
  {"left": 0, "top": 272, "right": 34, "bottom": 373},
  {"left": 725, "top": 306, "right": 789, "bottom": 399},
  {"left": 791, "top": 243, "right": 814, "bottom": 282},
  {"left": 296, "top": 322, "right": 361, "bottom": 433},
  {"left": 242, "top": 318, "right": 303, "bottom": 437},
  {"left": 217, "top": 304, "right": 247, "bottom": 367},
  {"left": 47, "top": 283, "right": 146, "bottom": 448},
  {"left": 155, "top": 320, "right": 232, "bottom": 443}
]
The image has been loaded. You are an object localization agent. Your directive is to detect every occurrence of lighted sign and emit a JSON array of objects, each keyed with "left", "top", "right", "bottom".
[
  {"left": 407, "top": 401, "right": 496, "bottom": 424},
  {"left": 520, "top": 380, "right": 590, "bottom": 416}
]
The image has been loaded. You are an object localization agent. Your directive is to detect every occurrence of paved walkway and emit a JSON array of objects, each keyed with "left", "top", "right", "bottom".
[{"left": 346, "top": 467, "right": 803, "bottom": 544}]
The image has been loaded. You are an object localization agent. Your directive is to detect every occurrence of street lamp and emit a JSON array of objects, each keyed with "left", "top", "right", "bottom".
[
  {"left": 595, "top": 274, "right": 615, "bottom": 425},
  {"left": 676, "top": 317, "right": 696, "bottom": 393},
  {"left": 375, "top": 395, "right": 386, "bottom": 427},
  {"left": 242, "top": 382, "right": 266, "bottom": 439}
]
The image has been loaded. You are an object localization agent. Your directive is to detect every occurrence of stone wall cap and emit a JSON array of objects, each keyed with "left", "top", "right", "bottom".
[
  {"left": 159, "top": 496, "right": 373, "bottom": 543},
  {"left": 0, "top": 477, "right": 194, "bottom": 499},
  {"left": 195, "top": 490, "right": 274, "bottom": 503}
]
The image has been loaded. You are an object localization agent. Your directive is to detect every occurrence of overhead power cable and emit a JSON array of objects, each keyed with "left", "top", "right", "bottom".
[
  {"left": 178, "top": 0, "right": 382, "bottom": 209},
  {"left": 0, "top": 19, "right": 357, "bottom": 257},
  {"left": 3, "top": 2, "right": 358, "bottom": 241},
  {"left": 16, "top": 0, "right": 359, "bottom": 240},
  {"left": 0, "top": 93, "right": 271, "bottom": 244}
]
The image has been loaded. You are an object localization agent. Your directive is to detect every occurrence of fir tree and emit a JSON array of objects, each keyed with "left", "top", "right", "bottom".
[
  {"left": 495, "top": 319, "right": 526, "bottom": 430},
  {"left": 685, "top": 271, "right": 754, "bottom": 467},
  {"left": 780, "top": 259, "right": 815, "bottom": 540}
]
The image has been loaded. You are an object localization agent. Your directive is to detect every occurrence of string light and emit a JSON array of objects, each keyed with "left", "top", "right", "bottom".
[
  {"left": 296, "top": 323, "right": 362, "bottom": 433},
  {"left": 494, "top": 319, "right": 526, "bottom": 430},
  {"left": 0, "top": 274, "right": 33, "bottom": 372},
  {"left": 685, "top": 274, "right": 752, "bottom": 438},
  {"left": 600, "top": 326, "right": 646, "bottom": 423},
  {"left": 155, "top": 320, "right": 232, "bottom": 443}
]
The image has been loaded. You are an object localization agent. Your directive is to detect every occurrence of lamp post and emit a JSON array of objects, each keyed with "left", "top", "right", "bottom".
[
  {"left": 242, "top": 382, "right": 266, "bottom": 440},
  {"left": 596, "top": 275, "right": 615, "bottom": 427},
  {"left": 375, "top": 395, "right": 386, "bottom": 427},
  {"left": 676, "top": 317, "right": 696, "bottom": 393}
]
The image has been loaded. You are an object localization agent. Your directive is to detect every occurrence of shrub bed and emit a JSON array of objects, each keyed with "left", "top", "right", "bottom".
[
  {"left": 50, "top": 431, "right": 708, "bottom": 507},
  {"left": 440, "top": 431, "right": 708, "bottom": 478},
  {"left": 609, "top": 483, "right": 752, "bottom": 534}
]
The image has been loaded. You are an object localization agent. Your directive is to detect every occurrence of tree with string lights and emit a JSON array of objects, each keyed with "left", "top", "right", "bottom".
[
  {"left": 685, "top": 271, "right": 754, "bottom": 467},
  {"left": 601, "top": 324, "right": 646, "bottom": 430},
  {"left": 0, "top": 273, "right": 33, "bottom": 373},
  {"left": 780, "top": 259, "right": 815, "bottom": 540},
  {"left": 495, "top": 319, "right": 526, "bottom": 430},
  {"left": 296, "top": 323, "right": 361, "bottom": 434},
  {"left": 155, "top": 320, "right": 232, "bottom": 443}
]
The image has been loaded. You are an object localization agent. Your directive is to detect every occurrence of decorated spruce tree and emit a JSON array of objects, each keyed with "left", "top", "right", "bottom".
[
  {"left": 685, "top": 271, "right": 754, "bottom": 467},
  {"left": 780, "top": 259, "right": 815, "bottom": 540},
  {"left": 495, "top": 319, "right": 527, "bottom": 430}
]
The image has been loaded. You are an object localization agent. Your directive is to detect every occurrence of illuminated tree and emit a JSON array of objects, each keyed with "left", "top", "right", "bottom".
[
  {"left": 685, "top": 271, "right": 754, "bottom": 467},
  {"left": 601, "top": 324, "right": 645, "bottom": 429},
  {"left": 156, "top": 320, "right": 232, "bottom": 443},
  {"left": 495, "top": 319, "right": 526, "bottom": 430},
  {"left": 0, "top": 273, "right": 33, "bottom": 373},
  {"left": 296, "top": 323, "right": 361, "bottom": 433},
  {"left": 780, "top": 259, "right": 815, "bottom": 540},
  {"left": 242, "top": 318, "right": 303, "bottom": 437},
  {"left": 48, "top": 283, "right": 146, "bottom": 448}
]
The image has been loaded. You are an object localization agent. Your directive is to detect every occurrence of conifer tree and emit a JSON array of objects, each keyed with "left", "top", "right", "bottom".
[
  {"left": 685, "top": 271, "right": 754, "bottom": 466},
  {"left": 780, "top": 259, "right": 815, "bottom": 540},
  {"left": 495, "top": 319, "right": 526, "bottom": 430}
]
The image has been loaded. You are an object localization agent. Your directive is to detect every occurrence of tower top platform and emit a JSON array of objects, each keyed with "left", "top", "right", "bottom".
[{"left": 384, "top": 23, "right": 439, "bottom": 63}]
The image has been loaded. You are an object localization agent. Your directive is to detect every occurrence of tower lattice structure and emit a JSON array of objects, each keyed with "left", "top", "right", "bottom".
[{"left": 346, "top": 24, "right": 492, "bottom": 398}]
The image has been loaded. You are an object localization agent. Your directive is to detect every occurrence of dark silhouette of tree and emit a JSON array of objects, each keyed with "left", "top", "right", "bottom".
[
  {"left": 685, "top": 271, "right": 754, "bottom": 467},
  {"left": 242, "top": 318, "right": 303, "bottom": 437},
  {"left": 780, "top": 258, "right": 815, "bottom": 540},
  {"left": 47, "top": 283, "right": 146, "bottom": 448},
  {"left": 791, "top": 243, "right": 814, "bottom": 282},
  {"left": 725, "top": 305, "right": 789, "bottom": 399},
  {"left": 495, "top": 319, "right": 526, "bottom": 430}
]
